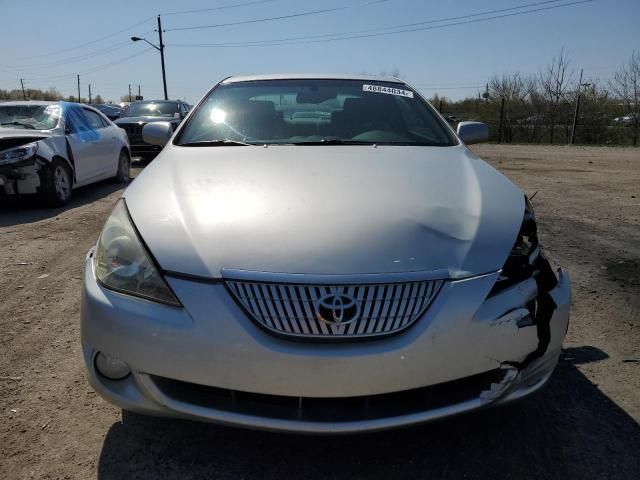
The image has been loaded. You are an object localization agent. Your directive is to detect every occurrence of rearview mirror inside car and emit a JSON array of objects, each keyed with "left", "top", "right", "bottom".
[
  {"left": 143, "top": 122, "right": 173, "bottom": 147},
  {"left": 457, "top": 121, "right": 489, "bottom": 145}
]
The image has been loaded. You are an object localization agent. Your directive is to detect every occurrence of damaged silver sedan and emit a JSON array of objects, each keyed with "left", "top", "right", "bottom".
[
  {"left": 81, "top": 74, "right": 570, "bottom": 433},
  {"left": 0, "top": 101, "right": 131, "bottom": 206}
]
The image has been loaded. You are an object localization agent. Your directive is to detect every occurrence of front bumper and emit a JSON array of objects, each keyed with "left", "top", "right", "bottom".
[
  {"left": 0, "top": 157, "right": 43, "bottom": 195},
  {"left": 81, "top": 255, "right": 571, "bottom": 433},
  {"left": 129, "top": 143, "right": 162, "bottom": 156}
]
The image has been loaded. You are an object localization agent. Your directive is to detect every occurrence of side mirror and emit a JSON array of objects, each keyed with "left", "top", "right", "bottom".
[
  {"left": 143, "top": 121, "right": 173, "bottom": 147},
  {"left": 457, "top": 121, "right": 489, "bottom": 145}
]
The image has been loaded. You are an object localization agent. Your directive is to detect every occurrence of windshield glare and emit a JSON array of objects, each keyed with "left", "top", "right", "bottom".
[
  {"left": 0, "top": 104, "right": 61, "bottom": 130},
  {"left": 177, "top": 80, "right": 456, "bottom": 146},
  {"left": 122, "top": 101, "right": 177, "bottom": 118}
]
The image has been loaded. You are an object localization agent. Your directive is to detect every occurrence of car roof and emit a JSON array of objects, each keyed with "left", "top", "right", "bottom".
[
  {"left": 0, "top": 100, "right": 59, "bottom": 106},
  {"left": 130, "top": 100, "right": 181, "bottom": 103},
  {"left": 221, "top": 73, "right": 404, "bottom": 84}
]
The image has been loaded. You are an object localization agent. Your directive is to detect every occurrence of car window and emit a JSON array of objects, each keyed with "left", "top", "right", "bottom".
[
  {"left": 177, "top": 79, "right": 456, "bottom": 146},
  {"left": 95, "top": 111, "right": 111, "bottom": 126},
  {"left": 0, "top": 104, "right": 61, "bottom": 130},
  {"left": 83, "top": 109, "right": 106, "bottom": 129},
  {"left": 64, "top": 105, "right": 100, "bottom": 141}
]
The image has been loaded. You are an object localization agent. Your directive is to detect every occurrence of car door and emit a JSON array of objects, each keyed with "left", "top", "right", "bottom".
[
  {"left": 64, "top": 106, "right": 112, "bottom": 183},
  {"left": 90, "top": 109, "right": 122, "bottom": 177},
  {"left": 82, "top": 108, "right": 116, "bottom": 178},
  {"left": 64, "top": 105, "right": 98, "bottom": 184}
]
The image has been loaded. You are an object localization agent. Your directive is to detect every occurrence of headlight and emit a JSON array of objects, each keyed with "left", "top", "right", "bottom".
[
  {"left": 94, "top": 199, "right": 181, "bottom": 306},
  {"left": 0, "top": 142, "right": 38, "bottom": 166}
]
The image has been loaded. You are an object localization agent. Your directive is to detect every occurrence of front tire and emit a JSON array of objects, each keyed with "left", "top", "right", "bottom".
[
  {"left": 40, "top": 159, "right": 72, "bottom": 207},
  {"left": 114, "top": 150, "right": 130, "bottom": 183}
]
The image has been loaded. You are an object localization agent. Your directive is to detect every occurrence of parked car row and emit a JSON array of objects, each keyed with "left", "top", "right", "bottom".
[
  {"left": 1, "top": 74, "right": 572, "bottom": 437},
  {"left": 0, "top": 99, "right": 193, "bottom": 205}
]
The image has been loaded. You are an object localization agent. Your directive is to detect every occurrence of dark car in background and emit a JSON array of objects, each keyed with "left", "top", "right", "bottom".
[
  {"left": 114, "top": 100, "right": 190, "bottom": 159},
  {"left": 90, "top": 104, "right": 123, "bottom": 121}
]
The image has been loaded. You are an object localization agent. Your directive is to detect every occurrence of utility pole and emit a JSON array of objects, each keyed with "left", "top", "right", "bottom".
[
  {"left": 138, "top": 84, "right": 141, "bottom": 100},
  {"left": 88, "top": 84, "right": 92, "bottom": 104},
  {"left": 130, "top": 16, "right": 168, "bottom": 100},
  {"left": 570, "top": 68, "right": 584, "bottom": 145},
  {"left": 497, "top": 97, "right": 506, "bottom": 144},
  {"left": 157, "top": 15, "right": 168, "bottom": 100},
  {"left": 128, "top": 84, "right": 132, "bottom": 103},
  {"left": 77, "top": 75, "right": 81, "bottom": 103},
  {"left": 20, "top": 78, "right": 26, "bottom": 100}
]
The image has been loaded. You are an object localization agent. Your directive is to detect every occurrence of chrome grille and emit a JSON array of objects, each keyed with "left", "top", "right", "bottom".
[
  {"left": 120, "top": 125, "right": 142, "bottom": 135},
  {"left": 226, "top": 279, "right": 444, "bottom": 339}
]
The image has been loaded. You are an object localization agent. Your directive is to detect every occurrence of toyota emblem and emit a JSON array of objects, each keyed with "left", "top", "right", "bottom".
[{"left": 315, "top": 293, "right": 360, "bottom": 325}]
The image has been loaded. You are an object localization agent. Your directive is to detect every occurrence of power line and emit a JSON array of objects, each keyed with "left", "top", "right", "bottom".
[
  {"left": 161, "top": 0, "right": 279, "bottom": 16},
  {"left": 11, "top": 1, "right": 281, "bottom": 63},
  {"left": 165, "top": 0, "right": 390, "bottom": 32},
  {"left": 179, "top": 0, "right": 567, "bottom": 46},
  {"left": 0, "top": 41, "right": 132, "bottom": 71},
  {"left": 22, "top": 47, "right": 153, "bottom": 83},
  {"left": 19, "top": 17, "right": 155, "bottom": 60},
  {"left": 168, "top": 0, "right": 592, "bottom": 47}
]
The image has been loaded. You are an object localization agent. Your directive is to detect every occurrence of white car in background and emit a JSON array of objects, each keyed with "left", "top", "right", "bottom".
[{"left": 0, "top": 101, "right": 131, "bottom": 206}]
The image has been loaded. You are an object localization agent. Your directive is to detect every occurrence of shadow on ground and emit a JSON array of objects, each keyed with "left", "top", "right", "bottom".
[{"left": 97, "top": 346, "right": 640, "bottom": 480}]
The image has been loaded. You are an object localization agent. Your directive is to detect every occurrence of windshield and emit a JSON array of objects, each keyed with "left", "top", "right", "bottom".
[
  {"left": 122, "top": 101, "right": 178, "bottom": 118},
  {"left": 177, "top": 79, "right": 457, "bottom": 146},
  {"left": 0, "top": 104, "right": 61, "bottom": 130}
]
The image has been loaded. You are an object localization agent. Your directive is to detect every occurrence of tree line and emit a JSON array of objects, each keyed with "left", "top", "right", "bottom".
[
  {"left": 0, "top": 87, "right": 108, "bottom": 105},
  {"left": 433, "top": 50, "right": 640, "bottom": 146}
]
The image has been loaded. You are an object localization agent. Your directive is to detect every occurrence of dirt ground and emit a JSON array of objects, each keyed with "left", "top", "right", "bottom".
[{"left": 1, "top": 145, "right": 639, "bottom": 480}]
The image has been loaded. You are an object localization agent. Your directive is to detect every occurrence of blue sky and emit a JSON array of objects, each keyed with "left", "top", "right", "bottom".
[{"left": 0, "top": 0, "right": 637, "bottom": 103}]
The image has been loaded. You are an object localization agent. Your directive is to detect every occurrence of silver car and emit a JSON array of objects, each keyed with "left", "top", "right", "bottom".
[
  {"left": 0, "top": 101, "right": 131, "bottom": 206},
  {"left": 81, "top": 74, "right": 571, "bottom": 433}
]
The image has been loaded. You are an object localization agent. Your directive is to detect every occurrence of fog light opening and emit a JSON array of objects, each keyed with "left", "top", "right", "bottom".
[{"left": 95, "top": 352, "right": 131, "bottom": 380}]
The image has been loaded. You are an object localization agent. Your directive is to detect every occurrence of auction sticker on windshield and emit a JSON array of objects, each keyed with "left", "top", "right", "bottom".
[{"left": 363, "top": 84, "right": 414, "bottom": 98}]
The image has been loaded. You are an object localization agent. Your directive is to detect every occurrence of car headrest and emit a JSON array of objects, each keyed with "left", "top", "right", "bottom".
[{"left": 235, "top": 100, "right": 277, "bottom": 119}]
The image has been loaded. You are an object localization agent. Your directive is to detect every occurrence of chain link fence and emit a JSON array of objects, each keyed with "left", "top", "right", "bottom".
[{"left": 439, "top": 97, "right": 638, "bottom": 146}]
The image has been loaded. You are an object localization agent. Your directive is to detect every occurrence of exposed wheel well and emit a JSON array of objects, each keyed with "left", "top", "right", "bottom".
[{"left": 52, "top": 155, "right": 74, "bottom": 180}]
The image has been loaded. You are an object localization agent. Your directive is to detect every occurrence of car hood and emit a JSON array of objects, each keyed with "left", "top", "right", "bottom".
[
  {"left": 124, "top": 145, "right": 525, "bottom": 279},
  {"left": 0, "top": 127, "right": 52, "bottom": 140},
  {"left": 115, "top": 116, "right": 177, "bottom": 124}
]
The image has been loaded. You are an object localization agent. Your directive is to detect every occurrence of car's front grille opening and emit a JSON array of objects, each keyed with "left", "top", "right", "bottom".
[
  {"left": 119, "top": 125, "right": 143, "bottom": 135},
  {"left": 225, "top": 279, "right": 444, "bottom": 340},
  {"left": 150, "top": 369, "right": 505, "bottom": 422}
]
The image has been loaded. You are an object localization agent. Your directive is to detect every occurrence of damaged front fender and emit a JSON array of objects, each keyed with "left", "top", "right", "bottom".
[{"left": 0, "top": 134, "right": 68, "bottom": 196}]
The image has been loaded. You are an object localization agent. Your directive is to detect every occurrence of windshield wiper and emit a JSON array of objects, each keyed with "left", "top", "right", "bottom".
[
  {"left": 1, "top": 121, "right": 36, "bottom": 130},
  {"left": 180, "top": 139, "right": 255, "bottom": 147}
]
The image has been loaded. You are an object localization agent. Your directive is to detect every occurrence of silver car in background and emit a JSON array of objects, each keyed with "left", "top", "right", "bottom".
[
  {"left": 0, "top": 101, "right": 130, "bottom": 206},
  {"left": 81, "top": 74, "right": 571, "bottom": 433}
]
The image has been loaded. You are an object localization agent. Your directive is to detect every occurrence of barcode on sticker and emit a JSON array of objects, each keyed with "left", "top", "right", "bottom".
[{"left": 363, "top": 84, "right": 414, "bottom": 98}]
